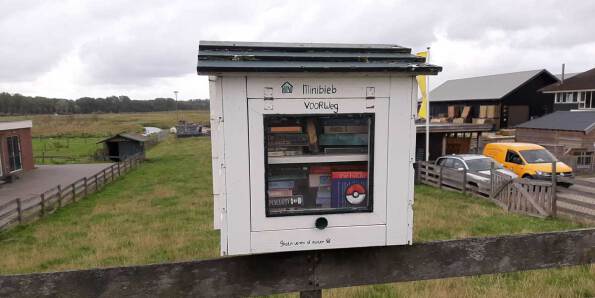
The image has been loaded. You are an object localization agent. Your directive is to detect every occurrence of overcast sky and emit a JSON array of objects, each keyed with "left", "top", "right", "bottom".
[{"left": 1, "top": 0, "right": 595, "bottom": 100}]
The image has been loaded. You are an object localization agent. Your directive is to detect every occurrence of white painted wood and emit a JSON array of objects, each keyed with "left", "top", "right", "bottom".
[
  {"left": 268, "top": 153, "right": 368, "bottom": 165},
  {"left": 248, "top": 97, "right": 389, "bottom": 232},
  {"left": 209, "top": 76, "right": 224, "bottom": 230},
  {"left": 221, "top": 76, "right": 251, "bottom": 255},
  {"left": 247, "top": 76, "right": 391, "bottom": 99},
  {"left": 386, "top": 76, "right": 416, "bottom": 245},
  {"left": 0, "top": 120, "right": 32, "bottom": 131},
  {"left": 250, "top": 225, "right": 386, "bottom": 254}
]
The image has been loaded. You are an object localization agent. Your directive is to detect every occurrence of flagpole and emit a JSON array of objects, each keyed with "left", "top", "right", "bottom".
[{"left": 425, "top": 47, "right": 431, "bottom": 162}]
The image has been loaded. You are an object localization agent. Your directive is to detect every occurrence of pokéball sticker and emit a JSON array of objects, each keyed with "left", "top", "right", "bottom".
[{"left": 345, "top": 183, "right": 367, "bottom": 205}]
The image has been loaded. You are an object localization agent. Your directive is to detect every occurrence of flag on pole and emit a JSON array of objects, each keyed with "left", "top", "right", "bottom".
[{"left": 416, "top": 51, "right": 428, "bottom": 119}]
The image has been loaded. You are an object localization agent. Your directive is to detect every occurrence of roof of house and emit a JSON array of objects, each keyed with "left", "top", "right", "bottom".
[
  {"left": 554, "top": 72, "right": 578, "bottom": 80},
  {"left": 0, "top": 120, "right": 32, "bottom": 131},
  {"left": 429, "top": 69, "right": 556, "bottom": 102},
  {"left": 516, "top": 111, "right": 595, "bottom": 133},
  {"left": 541, "top": 67, "right": 595, "bottom": 92},
  {"left": 196, "top": 41, "right": 442, "bottom": 74},
  {"left": 98, "top": 133, "right": 148, "bottom": 143}
]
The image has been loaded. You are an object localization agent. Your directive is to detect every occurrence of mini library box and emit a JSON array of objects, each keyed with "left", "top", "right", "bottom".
[{"left": 197, "top": 41, "right": 441, "bottom": 255}]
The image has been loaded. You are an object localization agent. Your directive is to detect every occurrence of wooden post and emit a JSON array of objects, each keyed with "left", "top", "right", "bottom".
[
  {"left": 438, "top": 166, "right": 443, "bottom": 189},
  {"left": 95, "top": 174, "right": 99, "bottom": 191},
  {"left": 84, "top": 177, "right": 88, "bottom": 196},
  {"left": 111, "top": 165, "right": 115, "bottom": 182},
  {"left": 490, "top": 162, "right": 495, "bottom": 199},
  {"left": 16, "top": 198, "right": 22, "bottom": 223},
  {"left": 57, "top": 185, "right": 63, "bottom": 208},
  {"left": 72, "top": 183, "right": 76, "bottom": 202},
  {"left": 118, "top": 162, "right": 121, "bottom": 176},
  {"left": 551, "top": 161, "right": 557, "bottom": 217},
  {"left": 40, "top": 193, "right": 46, "bottom": 217},
  {"left": 462, "top": 168, "right": 467, "bottom": 194},
  {"left": 300, "top": 290, "right": 322, "bottom": 298}
]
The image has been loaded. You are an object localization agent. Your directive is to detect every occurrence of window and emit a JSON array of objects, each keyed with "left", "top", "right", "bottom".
[
  {"left": 452, "top": 159, "right": 465, "bottom": 170},
  {"left": 519, "top": 149, "right": 556, "bottom": 164},
  {"left": 572, "top": 92, "right": 578, "bottom": 103},
  {"left": 505, "top": 150, "right": 523, "bottom": 165},
  {"left": 7, "top": 136, "right": 22, "bottom": 172},
  {"left": 465, "top": 158, "right": 503, "bottom": 171},
  {"left": 264, "top": 114, "right": 373, "bottom": 217},
  {"left": 574, "top": 151, "right": 593, "bottom": 169}
]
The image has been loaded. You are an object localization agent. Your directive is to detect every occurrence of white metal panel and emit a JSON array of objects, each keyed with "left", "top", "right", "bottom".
[
  {"left": 386, "top": 76, "right": 415, "bottom": 245},
  {"left": 247, "top": 77, "right": 391, "bottom": 99},
  {"left": 251, "top": 225, "right": 386, "bottom": 253},
  {"left": 248, "top": 97, "right": 389, "bottom": 232},
  {"left": 209, "top": 76, "right": 224, "bottom": 230},
  {"left": 221, "top": 76, "right": 251, "bottom": 255}
]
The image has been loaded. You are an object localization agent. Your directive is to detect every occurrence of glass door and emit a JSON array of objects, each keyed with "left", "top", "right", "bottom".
[{"left": 249, "top": 98, "right": 389, "bottom": 231}]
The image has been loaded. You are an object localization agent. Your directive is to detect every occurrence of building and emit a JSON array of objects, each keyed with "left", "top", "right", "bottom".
[
  {"left": 415, "top": 122, "right": 493, "bottom": 161},
  {"left": 0, "top": 121, "right": 35, "bottom": 181},
  {"left": 541, "top": 67, "right": 595, "bottom": 111},
  {"left": 428, "top": 69, "right": 559, "bottom": 128},
  {"left": 516, "top": 111, "right": 595, "bottom": 174},
  {"left": 98, "top": 133, "right": 147, "bottom": 162}
]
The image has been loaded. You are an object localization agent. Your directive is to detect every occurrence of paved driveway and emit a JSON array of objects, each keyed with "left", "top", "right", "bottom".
[{"left": 0, "top": 164, "right": 112, "bottom": 204}]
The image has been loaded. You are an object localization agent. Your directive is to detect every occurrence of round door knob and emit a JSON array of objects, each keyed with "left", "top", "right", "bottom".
[{"left": 315, "top": 217, "right": 328, "bottom": 230}]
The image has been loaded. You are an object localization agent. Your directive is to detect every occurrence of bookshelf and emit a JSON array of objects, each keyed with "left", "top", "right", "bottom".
[{"left": 267, "top": 153, "right": 368, "bottom": 165}]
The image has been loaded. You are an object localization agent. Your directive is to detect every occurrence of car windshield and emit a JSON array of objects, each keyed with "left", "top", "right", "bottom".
[
  {"left": 520, "top": 149, "right": 556, "bottom": 164},
  {"left": 465, "top": 158, "right": 503, "bottom": 171}
]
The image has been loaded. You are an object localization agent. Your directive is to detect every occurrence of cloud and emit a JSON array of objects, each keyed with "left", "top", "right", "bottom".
[{"left": 1, "top": 0, "right": 595, "bottom": 100}]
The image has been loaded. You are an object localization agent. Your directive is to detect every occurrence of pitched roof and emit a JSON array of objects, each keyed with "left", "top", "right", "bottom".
[
  {"left": 0, "top": 120, "right": 32, "bottom": 131},
  {"left": 516, "top": 111, "right": 595, "bottom": 133},
  {"left": 98, "top": 133, "right": 148, "bottom": 143},
  {"left": 541, "top": 67, "right": 595, "bottom": 92},
  {"left": 196, "top": 41, "right": 442, "bottom": 74},
  {"left": 429, "top": 69, "right": 554, "bottom": 102}
]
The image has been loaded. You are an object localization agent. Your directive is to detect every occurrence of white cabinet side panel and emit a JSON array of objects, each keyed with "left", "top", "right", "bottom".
[
  {"left": 209, "top": 76, "right": 224, "bottom": 230},
  {"left": 406, "top": 77, "right": 417, "bottom": 243},
  {"left": 251, "top": 225, "right": 386, "bottom": 254},
  {"left": 221, "top": 76, "right": 251, "bottom": 255},
  {"left": 386, "top": 76, "right": 415, "bottom": 245}
]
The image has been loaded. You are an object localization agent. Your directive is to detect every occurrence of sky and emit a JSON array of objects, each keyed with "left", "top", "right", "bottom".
[{"left": 1, "top": 0, "right": 595, "bottom": 101}]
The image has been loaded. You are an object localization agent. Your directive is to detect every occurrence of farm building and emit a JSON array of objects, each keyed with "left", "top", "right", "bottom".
[
  {"left": 428, "top": 69, "right": 559, "bottom": 128},
  {"left": 541, "top": 67, "right": 595, "bottom": 112},
  {"left": 415, "top": 122, "right": 493, "bottom": 161},
  {"left": 516, "top": 111, "right": 595, "bottom": 174},
  {"left": 98, "top": 133, "right": 147, "bottom": 162},
  {"left": 0, "top": 120, "right": 35, "bottom": 181}
]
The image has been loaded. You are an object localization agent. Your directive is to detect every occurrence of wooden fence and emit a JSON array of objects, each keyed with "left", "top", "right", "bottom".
[
  {"left": 0, "top": 228, "right": 592, "bottom": 297},
  {"left": 0, "top": 154, "right": 143, "bottom": 232},
  {"left": 416, "top": 161, "right": 560, "bottom": 218}
]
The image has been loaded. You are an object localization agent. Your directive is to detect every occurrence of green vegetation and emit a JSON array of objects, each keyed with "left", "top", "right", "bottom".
[
  {"left": 0, "top": 137, "right": 592, "bottom": 297},
  {"left": 1, "top": 110, "right": 209, "bottom": 137},
  {"left": 32, "top": 137, "right": 103, "bottom": 164}
]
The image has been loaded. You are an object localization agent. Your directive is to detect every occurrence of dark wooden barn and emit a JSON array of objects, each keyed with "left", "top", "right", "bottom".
[
  {"left": 428, "top": 69, "right": 560, "bottom": 128},
  {"left": 541, "top": 67, "right": 595, "bottom": 112},
  {"left": 98, "top": 133, "right": 147, "bottom": 162}
]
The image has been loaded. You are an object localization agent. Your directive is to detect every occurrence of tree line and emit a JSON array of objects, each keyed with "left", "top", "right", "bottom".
[{"left": 0, "top": 92, "right": 209, "bottom": 115}]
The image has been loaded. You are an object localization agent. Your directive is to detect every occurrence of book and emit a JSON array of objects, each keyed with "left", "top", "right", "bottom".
[
  {"left": 267, "top": 188, "right": 293, "bottom": 198},
  {"left": 268, "top": 180, "right": 295, "bottom": 189},
  {"left": 323, "top": 147, "right": 368, "bottom": 154},
  {"left": 267, "top": 133, "right": 308, "bottom": 146},
  {"left": 331, "top": 171, "right": 368, "bottom": 208},
  {"left": 309, "top": 173, "right": 331, "bottom": 187},
  {"left": 323, "top": 125, "right": 368, "bottom": 134},
  {"left": 319, "top": 134, "right": 368, "bottom": 146},
  {"left": 268, "top": 149, "right": 303, "bottom": 157},
  {"left": 269, "top": 126, "right": 302, "bottom": 133},
  {"left": 316, "top": 186, "right": 331, "bottom": 208},
  {"left": 268, "top": 195, "right": 304, "bottom": 208}
]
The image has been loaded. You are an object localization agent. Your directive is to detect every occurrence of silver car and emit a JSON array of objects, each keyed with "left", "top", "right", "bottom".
[{"left": 435, "top": 154, "right": 518, "bottom": 191}]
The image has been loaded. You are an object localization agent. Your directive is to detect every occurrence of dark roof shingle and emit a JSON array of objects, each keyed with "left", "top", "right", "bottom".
[
  {"left": 541, "top": 67, "right": 595, "bottom": 92},
  {"left": 516, "top": 111, "right": 595, "bottom": 133}
]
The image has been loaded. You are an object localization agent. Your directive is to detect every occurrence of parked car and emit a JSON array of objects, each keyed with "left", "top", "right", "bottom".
[
  {"left": 483, "top": 143, "right": 574, "bottom": 184},
  {"left": 435, "top": 154, "right": 517, "bottom": 191}
]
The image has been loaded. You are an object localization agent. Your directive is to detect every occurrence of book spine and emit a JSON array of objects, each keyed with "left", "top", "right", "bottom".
[{"left": 267, "top": 188, "right": 293, "bottom": 198}]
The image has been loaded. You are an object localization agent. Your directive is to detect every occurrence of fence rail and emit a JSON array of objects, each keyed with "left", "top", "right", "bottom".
[
  {"left": 0, "top": 154, "right": 143, "bottom": 232},
  {"left": 0, "top": 228, "right": 592, "bottom": 297}
]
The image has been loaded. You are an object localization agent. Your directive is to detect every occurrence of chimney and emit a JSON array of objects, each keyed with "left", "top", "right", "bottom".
[{"left": 561, "top": 63, "right": 565, "bottom": 84}]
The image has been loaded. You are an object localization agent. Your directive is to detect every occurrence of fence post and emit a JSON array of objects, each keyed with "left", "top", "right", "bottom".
[
  {"left": 16, "top": 198, "right": 22, "bottom": 223},
  {"left": 438, "top": 166, "right": 443, "bottom": 189},
  {"left": 551, "top": 161, "right": 557, "bottom": 217},
  {"left": 95, "top": 174, "right": 99, "bottom": 191},
  {"left": 72, "top": 183, "right": 76, "bottom": 202},
  {"left": 111, "top": 165, "right": 115, "bottom": 182},
  {"left": 489, "top": 162, "right": 495, "bottom": 199},
  {"left": 40, "top": 193, "right": 46, "bottom": 217},
  {"left": 300, "top": 290, "right": 322, "bottom": 298},
  {"left": 118, "top": 162, "right": 121, "bottom": 176},
  {"left": 57, "top": 185, "right": 63, "bottom": 208},
  {"left": 462, "top": 168, "right": 467, "bottom": 194},
  {"left": 84, "top": 177, "right": 88, "bottom": 196}
]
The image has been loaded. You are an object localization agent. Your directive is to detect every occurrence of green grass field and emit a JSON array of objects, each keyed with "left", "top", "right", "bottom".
[
  {"left": 0, "top": 137, "right": 593, "bottom": 297},
  {"left": 32, "top": 137, "right": 103, "bottom": 164}
]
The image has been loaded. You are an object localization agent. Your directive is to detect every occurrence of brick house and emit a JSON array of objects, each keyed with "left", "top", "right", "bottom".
[{"left": 0, "top": 120, "right": 34, "bottom": 180}]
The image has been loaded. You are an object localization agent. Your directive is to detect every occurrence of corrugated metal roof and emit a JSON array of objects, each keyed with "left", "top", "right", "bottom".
[
  {"left": 196, "top": 41, "right": 442, "bottom": 74},
  {"left": 542, "top": 67, "right": 595, "bottom": 92},
  {"left": 429, "top": 69, "right": 553, "bottom": 102},
  {"left": 98, "top": 133, "right": 148, "bottom": 143},
  {"left": 516, "top": 111, "right": 595, "bottom": 133}
]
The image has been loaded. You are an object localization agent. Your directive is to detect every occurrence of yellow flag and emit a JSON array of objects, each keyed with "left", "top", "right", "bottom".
[{"left": 416, "top": 51, "right": 428, "bottom": 119}]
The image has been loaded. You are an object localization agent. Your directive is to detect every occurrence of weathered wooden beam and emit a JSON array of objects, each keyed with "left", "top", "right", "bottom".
[{"left": 0, "top": 229, "right": 593, "bottom": 297}]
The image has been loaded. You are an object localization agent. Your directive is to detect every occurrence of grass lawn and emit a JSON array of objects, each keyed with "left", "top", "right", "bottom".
[
  {"left": 0, "top": 110, "right": 209, "bottom": 137},
  {"left": 32, "top": 137, "right": 103, "bottom": 164},
  {"left": 0, "top": 137, "right": 592, "bottom": 297}
]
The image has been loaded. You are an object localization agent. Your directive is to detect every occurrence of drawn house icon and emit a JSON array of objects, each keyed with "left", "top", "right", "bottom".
[{"left": 281, "top": 82, "right": 293, "bottom": 93}]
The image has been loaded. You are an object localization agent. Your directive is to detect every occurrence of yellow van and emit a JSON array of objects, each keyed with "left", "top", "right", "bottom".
[{"left": 483, "top": 143, "right": 573, "bottom": 180}]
